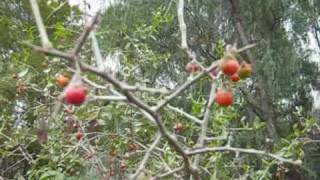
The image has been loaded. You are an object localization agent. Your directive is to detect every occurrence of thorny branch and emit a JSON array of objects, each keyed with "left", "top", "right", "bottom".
[
  {"left": 167, "top": 105, "right": 202, "bottom": 124},
  {"left": 26, "top": 0, "right": 302, "bottom": 178},
  {"left": 193, "top": 81, "right": 217, "bottom": 167},
  {"left": 187, "top": 146, "right": 302, "bottom": 166},
  {"left": 177, "top": 0, "right": 188, "bottom": 50},
  {"left": 29, "top": 0, "right": 52, "bottom": 48},
  {"left": 130, "top": 133, "right": 162, "bottom": 180}
]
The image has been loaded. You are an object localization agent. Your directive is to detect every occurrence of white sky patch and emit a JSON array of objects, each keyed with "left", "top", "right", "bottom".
[{"left": 68, "top": 0, "right": 118, "bottom": 15}]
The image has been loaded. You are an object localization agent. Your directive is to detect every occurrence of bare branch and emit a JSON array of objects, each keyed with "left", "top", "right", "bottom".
[
  {"left": 157, "top": 166, "right": 185, "bottom": 179},
  {"left": 71, "top": 13, "right": 101, "bottom": 56},
  {"left": 78, "top": 72, "right": 169, "bottom": 94},
  {"left": 131, "top": 133, "right": 162, "bottom": 180},
  {"left": 45, "top": 1, "right": 68, "bottom": 21},
  {"left": 22, "top": 42, "right": 72, "bottom": 60},
  {"left": 167, "top": 105, "right": 202, "bottom": 124},
  {"left": 89, "top": 95, "right": 127, "bottom": 102},
  {"left": 153, "top": 60, "right": 221, "bottom": 111},
  {"left": 236, "top": 43, "right": 257, "bottom": 53},
  {"left": 193, "top": 82, "right": 216, "bottom": 166},
  {"left": 205, "top": 136, "right": 227, "bottom": 141},
  {"left": 187, "top": 146, "right": 302, "bottom": 166},
  {"left": 81, "top": 76, "right": 108, "bottom": 89},
  {"left": 90, "top": 32, "right": 105, "bottom": 71},
  {"left": 29, "top": 0, "right": 52, "bottom": 48},
  {"left": 227, "top": 128, "right": 254, "bottom": 131},
  {"left": 177, "top": 0, "right": 187, "bottom": 49},
  {"left": 80, "top": 64, "right": 200, "bottom": 178},
  {"left": 123, "top": 85, "right": 170, "bottom": 94},
  {"left": 133, "top": 108, "right": 156, "bottom": 124}
]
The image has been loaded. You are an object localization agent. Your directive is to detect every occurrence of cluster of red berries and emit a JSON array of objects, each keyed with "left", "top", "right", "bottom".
[
  {"left": 185, "top": 58, "right": 252, "bottom": 107},
  {"left": 216, "top": 59, "right": 252, "bottom": 106}
]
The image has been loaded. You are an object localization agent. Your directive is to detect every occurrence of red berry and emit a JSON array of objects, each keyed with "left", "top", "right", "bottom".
[
  {"left": 65, "top": 86, "right": 87, "bottom": 105},
  {"left": 185, "top": 61, "right": 200, "bottom": 74},
  {"left": 76, "top": 131, "right": 84, "bottom": 141},
  {"left": 222, "top": 59, "right": 240, "bottom": 76},
  {"left": 231, "top": 73, "right": 240, "bottom": 82},
  {"left": 174, "top": 122, "right": 184, "bottom": 133},
  {"left": 215, "top": 89, "right": 233, "bottom": 106}
]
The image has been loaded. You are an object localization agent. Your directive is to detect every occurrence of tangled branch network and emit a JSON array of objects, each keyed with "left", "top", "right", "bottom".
[{"left": 26, "top": 0, "right": 302, "bottom": 179}]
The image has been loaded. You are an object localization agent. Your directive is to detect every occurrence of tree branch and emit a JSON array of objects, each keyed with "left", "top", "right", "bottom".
[
  {"left": 153, "top": 60, "right": 221, "bottom": 111},
  {"left": 22, "top": 42, "right": 72, "bottom": 60},
  {"left": 130, "top": 133, "right": 162, "bottom": 180},
  {"left": 123, "top": 85, "right": 170, "bottom": 94},
  {"left": 90, "top": 31, "right": 105, "bottom": 71},
  {"left": 167, "top": 105, "right": 202, "bottom": 124},
  {"left": 177, "top": 0, "right": 188, "bottom": 49},
  {"left": 89, "top": 95, "right": 127, "bottom": 102},
  {"left": 156, "top": 166, "right": 185, "bottom": 179},
  {"left": 27, "top": 35, "right": 200, "bottom": 179},
  {"left": 193, "top": 82, "right": 216, "bottom": 167},
  {"left": 71, "top": 13, "right": 101, "bottom": 56},
  {"left": 29, "top": 0, "right": 52, "bottom": 48},
  {"left": 187, "top": 146, "right": 302, "bottom": 166}
]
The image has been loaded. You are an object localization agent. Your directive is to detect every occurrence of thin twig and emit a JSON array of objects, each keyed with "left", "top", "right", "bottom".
[
  {"left": 82, "top": 76, "right": 108, "bottom": 89},
  {"left": 89, "top": 95, "right": 127, "bottom": 102},
  {"left": 123, "top": 85, "right": 170, "bottom": 94},
  {"left": 236, "top": 43, "right": 257, "bottom": 53},
  {"left": 187, "top": 146, "right": 302, "bottom": 166},
  {"left": 157, "top": 166, "right": 185, "bottom": 178},
  {"left": 193, "top": 82, "right": 216, "bottom": 167},
  {"left": 71, "top": 13, "right": 101, "bottom": 56},
  {"left": 167, "top": 105, "right": 202, "bottom": 124},
  {"left": 45, "top": 1, "right": 68, "bottom": 21},
  {"left": 22, "top": 42, "right": 71, "bottom": 59},
  {"left": 205, "top": 136, "right": 227, "bottom": 141},
  {"left": 153, "top": 60, "right": 221, "bottom": 111},
  {"left": 90, "top": 31, "right": 105, "bottom": 71},
  {"left": 131, "top": 133, "right": 162, "bottom": 180}
]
